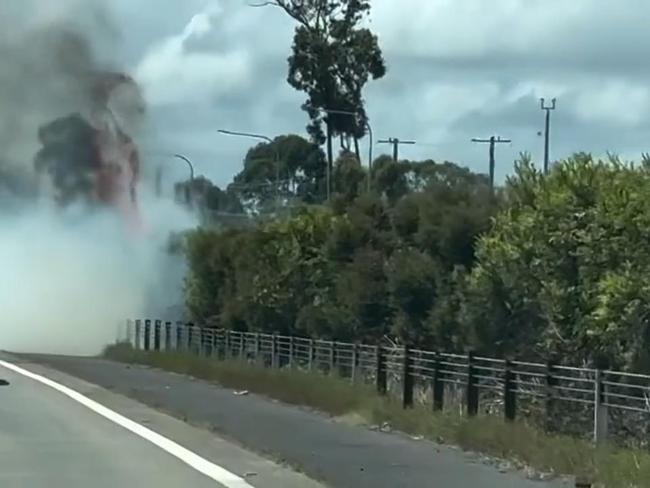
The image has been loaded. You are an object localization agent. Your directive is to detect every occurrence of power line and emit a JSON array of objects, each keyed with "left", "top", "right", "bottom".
[
  {"left": 540, "top": 98, "right": 557, "bottom": 174},
  {"left": 471, "top": 136, "right": 511, "bottom": 190},
  {"left": 377, "top": 137, "right": 416, "bottom": 161}
]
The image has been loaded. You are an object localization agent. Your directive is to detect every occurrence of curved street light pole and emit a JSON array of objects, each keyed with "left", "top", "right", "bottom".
[
  {"left": 172, "top": 153, "right": 195, "bottom": 204},
  {"left": 321, "top": 108, "right": 373, "bottom": 195},
  {"left": 218, "top": 129, "right": 280, "bottom": 214}
]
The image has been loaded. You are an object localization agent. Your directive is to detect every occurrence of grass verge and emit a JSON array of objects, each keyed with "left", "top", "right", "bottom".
[{"left": 105, "top": 343, "right": 650, "bottom": 487}]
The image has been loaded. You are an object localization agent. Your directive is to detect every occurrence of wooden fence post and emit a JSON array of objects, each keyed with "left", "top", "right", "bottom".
[
  {"left": 594, "top": 369, "right": 609, "bottom": 444},
  {"left": 329, "top": 341, "right": 336, "bottom": 375},
  {"left": 153, "top": 320, "right": 161, "bottom": 351},
  {"left": 432, "top": 351, "right": 444, "bottom": 411},
  {"left": 503, "top": 359, "right": 516, "bottom": 421},
  {"left": 143, "top": 320, "right": 151, "bottom": 351},
  {"left": 134, "top": 319, "right": 141, "bottom": 350},
  {"left": 402, "top": 345, "right": 414, "bottom": 409},
  {"left": 376, "top": 346, "right": 387, "bottom": 395},
  {"left": 466, "top": 350, "right": 478, "bottom": 417}
]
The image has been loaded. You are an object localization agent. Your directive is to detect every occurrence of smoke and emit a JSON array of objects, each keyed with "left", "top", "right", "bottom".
[{"left": 0, "top": 1, "right": 196, "bottom": 355}]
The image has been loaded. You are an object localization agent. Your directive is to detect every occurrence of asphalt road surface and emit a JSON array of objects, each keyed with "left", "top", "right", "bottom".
[
  {"left": 20, "top": 354, "right": 575, "bottom": 488},
  {"left": 0, "top": 354, "right": 325, "bottom": 488}
]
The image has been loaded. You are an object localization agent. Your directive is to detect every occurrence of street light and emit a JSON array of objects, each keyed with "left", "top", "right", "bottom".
[
  {"left": 217, "top": 129, "right": 280, "bottom": 213},
  {"left": 173, "top": 154, "right": 194, "bottom": 182},
  {"left": 321, "top": 108, "right": 373, "bottom": 196}
]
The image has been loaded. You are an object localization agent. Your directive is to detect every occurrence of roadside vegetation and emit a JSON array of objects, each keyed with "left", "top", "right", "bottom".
[{"left": 106, "top": 343, "right": 650, "bottom": 487}]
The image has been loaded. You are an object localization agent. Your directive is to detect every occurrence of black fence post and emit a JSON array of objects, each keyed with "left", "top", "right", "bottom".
[
  {"left": 545, "top": 360, "right": 556, "bottom": 432},
  {"left": 288, "top": 336, "right": 294, "bottom": 367},
  {"left": 225, "top": 330, "right": 231, "bottom": 360},
  {"left": 153, "top": 320, "right": 161, "bottom": 351},
  {"left": 186, "top": 324, "right": 194, "bottom": 352},
  {"left": 254, "top": 332, "right": 261, "bottom": 362},
  {"left": 144, "top": 320, "right": 151, "bottom": 351},
  {"left": 271, "top": 333, "right": 278, "bottom": 368},
  {"left": 210, "top": 329, "right": 219, "bottom": 359},
  {"left": 164, "top": 322, "right": 172, "bottom": 351},
  {"left": 432, "top": 351, "right": 444, "bottom": 411},
  {"left": 199, "top": 328, "right": 206, "bottom": 356},
  {"left": 503, "top": 358, "right": 516, "bottom": 421},
  {"left": 126, "top": 319, "right": 133, "bottom": 344},
  {"left": 376, "top": 346, "right": 387, "bottom": 395},
  {"left": 402, "top": 345, "right": 414, "bottom": 409},
  {"left": 134, "top": 319, "right": 142, "bottom": 350},
  {"left": 351, "top": 343, "right": 359, "bottom": 384},
  {"left": 308, "top": 339, "right": 315, "bottom": 371},
  {"left": 175, "top": 322, "right": 183, "bottom": 350},
  {"left": 466, "top": 350, "right": 478, "bottom": 417},
  {"left": 236, "top": 331, "right": 243, "bottom": 359}
]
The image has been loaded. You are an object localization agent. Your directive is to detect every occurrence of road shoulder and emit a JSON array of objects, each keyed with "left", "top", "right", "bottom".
[{"left": 2, "top": 354, "right": 326, "bottom": 488}]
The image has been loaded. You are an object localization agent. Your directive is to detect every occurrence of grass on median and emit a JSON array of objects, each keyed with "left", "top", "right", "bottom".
[{"left": 105, "top": 342, "right": 650, "bottom": 487}]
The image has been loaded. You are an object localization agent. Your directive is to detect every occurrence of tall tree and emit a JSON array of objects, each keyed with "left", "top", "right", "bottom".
[{"left": 261, "top": 0, "right": 386, "bottom": 176}]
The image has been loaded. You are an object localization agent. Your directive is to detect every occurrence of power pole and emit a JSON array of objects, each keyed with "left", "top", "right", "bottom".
[
  {"left": 378, "top": 137, "right": 416, "bottom": 161},
  {"left": 540, "top": 98, "right": 556, "bottom": 174},
  {"left": 471, "top": 136, "right": 511, "bottom": 190}
]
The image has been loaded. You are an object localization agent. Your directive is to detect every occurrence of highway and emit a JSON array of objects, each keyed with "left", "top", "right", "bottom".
[
  {"left": 0, "top": 354, "right": 325, "bottom": 488},
  {"left": 16, "top": 353, "right": 574, "bottom": 488}
]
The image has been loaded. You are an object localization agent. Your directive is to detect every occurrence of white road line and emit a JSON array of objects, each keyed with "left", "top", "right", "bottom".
[{"left": 0, "top": 359, "right": 255, "bottom": 488}]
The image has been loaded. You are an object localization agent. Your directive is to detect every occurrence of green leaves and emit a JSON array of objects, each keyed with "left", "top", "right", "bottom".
[
  {"left": 467, "top": 154, "right": 650, "bottom": 369},
  {"left": 183, "top": 158, "right": 495, "bottom": 348}
]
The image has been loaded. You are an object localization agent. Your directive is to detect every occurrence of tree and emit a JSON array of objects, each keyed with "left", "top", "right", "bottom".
[
  {"left": 263, "top": 0, "right": 386, "bottom": 175},
  {"left": 332, "top": 150, "right": 366, "bottom": 204},
  {"left": 230, "top": 134, "right": 326, "bottom": 210},
  {"left": 175, "top": 176, "right": 245, "bottom": 227},
  {"left": 464, "top": 154, "right": 650, "bottom": 371}
]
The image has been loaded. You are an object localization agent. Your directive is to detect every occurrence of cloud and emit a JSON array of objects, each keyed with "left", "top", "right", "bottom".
[
  {"left": 104, "top": 0, "right": 650, "bottom": 185},
  {"left": 135, "top": 2, "right": 252, "bottom": 107}
]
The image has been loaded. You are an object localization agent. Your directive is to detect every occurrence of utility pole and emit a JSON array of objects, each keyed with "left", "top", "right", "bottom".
[
  {"left": 471, "top": 136, "right": 511, "bottom": 190},
  {"left": 377, "top": 137, "right": 416, "bottom": 161},
  {"left": 540, "top": 98, "right": 556, "bottom": 174}
]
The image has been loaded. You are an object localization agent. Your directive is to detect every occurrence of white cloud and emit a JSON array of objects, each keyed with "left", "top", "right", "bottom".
[
  {"left": 134, "top": 2, "right": 251, "bottom": 107},
  {"left": 103, "top": 0, "right": 650, "bottom": 184},
  {"left": 573, "top": 80, "right": 650, "bottom": 126}
]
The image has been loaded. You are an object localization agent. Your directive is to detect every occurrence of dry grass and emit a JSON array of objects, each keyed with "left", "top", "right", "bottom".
[{"left": 105, "top": 343, "right": 650, "bottom": 487}]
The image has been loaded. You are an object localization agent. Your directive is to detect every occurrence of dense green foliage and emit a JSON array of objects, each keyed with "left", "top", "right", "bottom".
[
  {"left": 183, "top": 156, "right": 497, "bottom": 348},
  {"left": 182, "top": 153, "right": 650, "bottom": 371},
  {"left": 466, "top": 154, "right": 650, "bottom": 371}
]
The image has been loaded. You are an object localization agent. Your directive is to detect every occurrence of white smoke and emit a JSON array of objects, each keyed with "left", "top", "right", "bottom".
[{"left": 0, "top": 1, "right": 197, "bottom": 355}]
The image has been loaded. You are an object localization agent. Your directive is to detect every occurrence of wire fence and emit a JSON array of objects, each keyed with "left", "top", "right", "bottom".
[{"left": 125, "top": 319, "right": 650, "bottom": 448}]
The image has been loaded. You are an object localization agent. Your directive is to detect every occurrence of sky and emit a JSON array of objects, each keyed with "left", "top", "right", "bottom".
[{"left": 28, "top": 0, "right": 650, "bottom": 188}]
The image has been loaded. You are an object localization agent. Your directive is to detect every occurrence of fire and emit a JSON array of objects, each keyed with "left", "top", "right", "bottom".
[{"left": 34, "top": 70, "right": 146, "bottom": 234}]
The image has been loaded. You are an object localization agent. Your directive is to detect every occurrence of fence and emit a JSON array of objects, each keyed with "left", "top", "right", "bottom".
[{"left": 125, "top": 319, "right": 650, "bottom": 447}]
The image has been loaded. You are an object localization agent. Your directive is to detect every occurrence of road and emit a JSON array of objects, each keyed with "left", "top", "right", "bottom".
[
  {"left": 0, "top": 354, "right": 325, "bottom": 488},
  {"left": 20, "top": 354, "right": 575, "bottom": 488}
]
